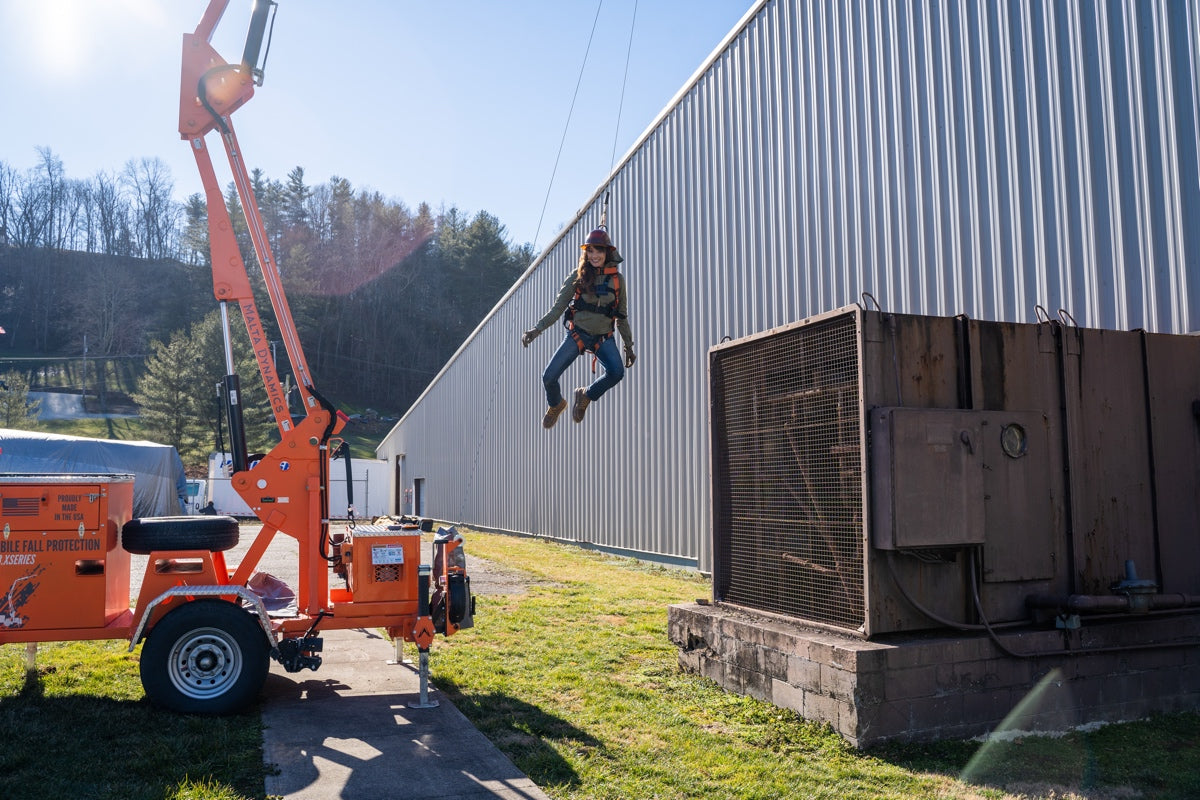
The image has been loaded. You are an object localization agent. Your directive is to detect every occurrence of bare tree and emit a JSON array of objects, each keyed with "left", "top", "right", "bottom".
[
  {"left": 74, "top": 178, "right": 95, "bottom": 252},
  {"left": 0, "top": 161, "right": 16, "bottom": 246},
  {"left": 92, "top": 170, "right": 127, "bottom": 255},
  {"left": 12, "top": 168, "right": 46, "bottom": 247},
  {"left": 68, "top": 260, "right": 147, "bottom": 355},
  {"left": 123, "top": 157, "right": 179, "bottom": 259},
  {"left": 305, "top": 182, "right": 332, "bottom": 243},
  {"left": 37, "top": 148, "right": 69, "bottom": 248},
  {"left": 57, "top": 180, "right": 84, "bottom": 251},
  {"left": 3, "top": 151, "right": 73, "bottom": 249}
]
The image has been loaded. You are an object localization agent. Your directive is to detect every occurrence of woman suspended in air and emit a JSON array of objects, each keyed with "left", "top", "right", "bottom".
[{"left": 521, "top": 227, "right": 635, "bottom": 427}]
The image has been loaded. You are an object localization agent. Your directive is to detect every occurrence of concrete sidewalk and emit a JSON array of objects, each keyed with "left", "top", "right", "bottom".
[{"left": 261, "top": 627, "right": 550, "bottom": 800}]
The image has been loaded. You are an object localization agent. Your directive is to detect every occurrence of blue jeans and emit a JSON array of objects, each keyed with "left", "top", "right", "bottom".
[{"left": 542, "top": 331, "right": 625, "bottom": 407}]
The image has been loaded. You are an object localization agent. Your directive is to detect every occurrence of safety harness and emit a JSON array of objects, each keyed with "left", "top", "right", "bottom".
[{"left": 564, "top": 265, "right": 624, "bottom": 369}]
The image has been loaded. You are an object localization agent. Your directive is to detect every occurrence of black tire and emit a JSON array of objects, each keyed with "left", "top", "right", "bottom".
[
  {"left": 449, "top": 575, "right": 470, "bottom": 624},
  {"left": 139, "top": 599, "right": 269, "bottom": 715},
  {"left": 122, "top": 516, "right": 239, "bottom": 555}
]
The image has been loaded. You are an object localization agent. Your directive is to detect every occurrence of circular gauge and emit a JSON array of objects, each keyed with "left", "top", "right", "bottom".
[{"left": 1000, "top": 423, "right": 1028, "bottom": 458}]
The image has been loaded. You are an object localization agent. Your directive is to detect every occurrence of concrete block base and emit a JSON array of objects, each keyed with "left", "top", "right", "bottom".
[{"left": 668, "top": 602, "right": 1200, "bottom": 748}]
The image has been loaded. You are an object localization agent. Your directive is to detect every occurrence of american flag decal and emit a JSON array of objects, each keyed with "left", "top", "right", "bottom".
[{"left": 2, "top": 497, "right": 40, "bottom": 516}]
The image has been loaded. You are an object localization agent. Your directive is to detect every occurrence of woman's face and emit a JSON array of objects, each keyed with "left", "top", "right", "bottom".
[{"left": 586, "top": 245, "right": 608, "bottom": 267}]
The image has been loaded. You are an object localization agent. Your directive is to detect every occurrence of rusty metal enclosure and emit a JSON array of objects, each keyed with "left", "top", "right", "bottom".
[{"left": 709, "top": 306, "right": 1200, "bottom": 637}]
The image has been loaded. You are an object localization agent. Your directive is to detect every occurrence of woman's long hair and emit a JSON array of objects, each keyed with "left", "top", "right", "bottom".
[{"left": 575, "top": 251, "right": 610, "bottom": 293}]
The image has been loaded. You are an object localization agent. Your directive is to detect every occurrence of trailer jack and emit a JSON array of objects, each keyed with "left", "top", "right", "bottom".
[{"left": 274, "top": 610, "right": 332, "bottom": 673}]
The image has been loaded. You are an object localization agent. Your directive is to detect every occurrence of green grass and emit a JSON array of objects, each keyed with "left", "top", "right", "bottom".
[
  {"left": 0, "top": 640, "right": 266, "bottom": 800},
  {"left": 433, "top": 532, "right": 1200, "bottom": 800},
  {"left": 38, "top": 416, "right": 145, "bottom": 441},
  {"left": 2, "top": 531, "right": 1199, "bottom": 799},
  {"left": 338, "top": 424, "right": 388, "bottom": 459}
]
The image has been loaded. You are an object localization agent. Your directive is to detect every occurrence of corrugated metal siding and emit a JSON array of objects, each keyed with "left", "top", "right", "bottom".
[{"left": 379, "top": 0, "right": 1200, "bottom": 571}]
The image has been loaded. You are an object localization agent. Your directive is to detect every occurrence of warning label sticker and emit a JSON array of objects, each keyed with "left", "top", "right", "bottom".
[{"left": 371, "top": 545, "right": 404, "bottom": 565}]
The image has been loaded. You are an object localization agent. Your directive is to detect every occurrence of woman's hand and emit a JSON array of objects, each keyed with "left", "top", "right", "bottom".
[
  {"left": 624, "top": 346, "right": 637, "bottom": 368},
  {"left": 521, "top": 328, "right": 540, "bottom": 348}
]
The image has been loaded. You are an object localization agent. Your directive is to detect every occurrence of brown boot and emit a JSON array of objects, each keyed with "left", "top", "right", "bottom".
[
  {"left": 542, "top": 399, "right": 567, "bottom": 429},
  {"left": 571, "top": 387, "right": 591, "bottom": 423}
]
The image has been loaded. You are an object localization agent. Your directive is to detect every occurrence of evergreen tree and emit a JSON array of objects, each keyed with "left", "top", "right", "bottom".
[
  {"left": 132, "top": 330, "right": 204, "bottom": 456},
  {"left": 180, "top": 193, "right": 209, "bottom": 266},
  {"left": 328, "top": 176, "right": 355, "bottom": 246},
  {"left": 284, "top": 166, "right": 311, "bottom": 228},
  {"left": 0, "top": 371, "right": 41, "bottom": 429},
  {"left": 134, "top": 311, "right": 277, "bottom": 465},
  {"left": 191, "top": 311, "right": 277, "bottom": 458},
  {"left": 224, "top": 181, "right": 252, "bottom": 266}
]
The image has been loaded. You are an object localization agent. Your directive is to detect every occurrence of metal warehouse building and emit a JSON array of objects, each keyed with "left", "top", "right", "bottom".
[{"left": 378, "top": 0, "right": 1200, "bottom": 571}]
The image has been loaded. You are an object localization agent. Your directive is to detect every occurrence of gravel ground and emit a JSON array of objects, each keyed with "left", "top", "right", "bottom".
[{"left": 130, "top": 522, "right": 535, "bottom": 603}]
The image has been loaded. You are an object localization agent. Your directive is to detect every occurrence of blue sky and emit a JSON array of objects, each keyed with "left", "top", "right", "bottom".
[{"left": 0, "top": 1, "right": 752, "bottom": 253}]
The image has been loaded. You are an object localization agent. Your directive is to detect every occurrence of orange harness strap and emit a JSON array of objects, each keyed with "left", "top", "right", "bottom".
[{"left": 565, "top": 269, "right": 621, "bottom": 372}]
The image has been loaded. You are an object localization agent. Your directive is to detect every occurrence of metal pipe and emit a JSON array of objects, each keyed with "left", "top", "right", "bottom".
[{"left": 1027, "top": 593, "right": 1200, "bottom": 614}]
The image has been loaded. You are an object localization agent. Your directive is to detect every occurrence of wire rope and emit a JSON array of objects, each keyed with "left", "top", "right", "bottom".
[
  {"left": 609, "top": 0, "right": 638, "bottom": 173},
  {"left": 453, "top": 3, "right": 643, "bottom": 520},
  {"left": 532, "top": 1, "right": 604, "bottom": 252}
]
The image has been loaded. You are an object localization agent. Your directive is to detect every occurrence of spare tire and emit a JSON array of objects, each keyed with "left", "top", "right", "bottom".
[{"left": 122, "top": 516, "right": 240, "bottom": 555}]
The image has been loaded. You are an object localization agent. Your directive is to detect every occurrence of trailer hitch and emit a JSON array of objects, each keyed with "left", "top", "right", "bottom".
[{"left": 274, "top": 610, "right": 332, "bottom": 673}]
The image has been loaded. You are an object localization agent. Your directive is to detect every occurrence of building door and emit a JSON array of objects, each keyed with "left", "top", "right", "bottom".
[
  {"left": 394, "top": 454, "right": 405, "bottom": 515},
  {"left": 413, "top": 477, "right": 425, "bottom": 517}
]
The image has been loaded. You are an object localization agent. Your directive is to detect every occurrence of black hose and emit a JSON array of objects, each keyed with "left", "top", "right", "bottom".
[
  {"left": 971, "top": 551, "right": 1200, "bottom": 659},
  {"left": 196, "top": 63, "right": 243, "bottom": 135},
  {"left": 885, "top": 549, "right": 1026, "bottom": 633},
  {"left": 887, "top": 548, "right": 1200, "bottom": 660}
]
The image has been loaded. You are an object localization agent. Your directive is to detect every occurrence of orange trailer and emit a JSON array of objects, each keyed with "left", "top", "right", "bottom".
[
  {"left": 0, "top": 471, "right": 471, "bottom": 713},
  {"left": 0, "top": 474, "right": 134, "bottom": 638},
  {"left": 0, "top": 0, "right": 474, "bottom": 714}
]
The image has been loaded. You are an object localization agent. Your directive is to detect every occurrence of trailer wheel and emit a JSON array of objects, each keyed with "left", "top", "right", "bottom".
[
  {"left": 139, "top": 599, "right": 269, "bottom": 715},
  {"left": 122, "top": 516, "right": 239, "bottom": 554}
]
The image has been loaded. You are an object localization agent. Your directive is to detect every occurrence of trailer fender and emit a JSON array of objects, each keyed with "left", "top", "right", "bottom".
[{"left": 128, "top": 584, "right": 277, "bottom": 650}]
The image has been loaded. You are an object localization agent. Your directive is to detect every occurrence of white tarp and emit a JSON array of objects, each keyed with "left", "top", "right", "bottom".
[
  {"left": 206, "top": 452, "right": 390, "bottom": 518},
  {"left": 0, "top": 429, "right": 187, "bottom": 517}
]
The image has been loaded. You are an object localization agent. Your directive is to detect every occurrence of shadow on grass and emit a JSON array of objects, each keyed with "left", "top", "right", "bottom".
[
  {"left": 434, "top": 675, "right": 603, "bottom": 790},
  {"left": 0, "top": 681, "right": 265, "bottom": 800},
  {"left": 16, "top": 665, "right": 44, "bottom": 700}
]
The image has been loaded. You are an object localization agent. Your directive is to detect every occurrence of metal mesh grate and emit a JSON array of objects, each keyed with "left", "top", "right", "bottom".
[
  {"left": 711, "top": 312, "right": 865, "bottom": 629},
  {"left": 374, "top": 564, "right": 400, "bottom": 583}
]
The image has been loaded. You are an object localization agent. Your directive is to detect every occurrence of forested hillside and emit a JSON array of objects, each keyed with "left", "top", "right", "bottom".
[{"left": 0, "top": 149, "right": 532, "bottom": 417}]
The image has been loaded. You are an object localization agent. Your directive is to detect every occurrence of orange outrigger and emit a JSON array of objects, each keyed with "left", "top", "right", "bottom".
[{"left": 0, "top": 0, "right": 473, "bottom": 714}]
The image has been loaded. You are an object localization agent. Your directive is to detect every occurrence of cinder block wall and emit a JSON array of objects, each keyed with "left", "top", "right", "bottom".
[{"left": 669, "top": 603, "right": 1200, "bottom": 747}]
